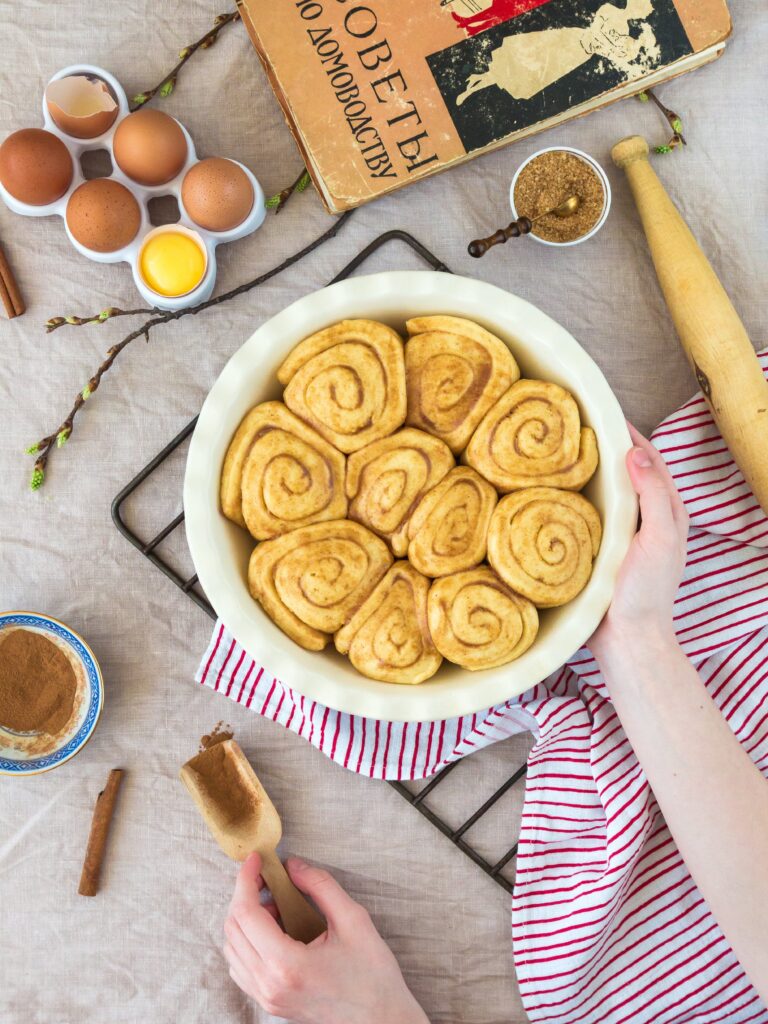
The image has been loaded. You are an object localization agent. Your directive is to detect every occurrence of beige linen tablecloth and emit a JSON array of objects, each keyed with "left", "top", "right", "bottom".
[{"left": 1, "top": 3, "right": 766, "bottom": 1022}]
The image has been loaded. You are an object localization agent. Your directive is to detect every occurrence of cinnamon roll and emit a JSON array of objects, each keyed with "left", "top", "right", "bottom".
[
  {"left": 427, "top": 567, "right": 538, "bottom": 670},
  {"left": 248, "top": 520, "right": 392, "bottom": 650},
  {"left": 335, "top": 561, "right": 442, "bottom": 684},
  {"left": 405, "top": 315, "right": 520, "bottom": 453},
  {"left": 407, "top": 466, "right": 497, "bottom": 577},
  {"left": 346, "top": 428, "right": 455, "bottom": 556},
  {"left": 487, "top": 487, "right": 602, "bottom": 607},
  {"left": 465, "top": 379, "right": 598, "bottom": 492},
  {"left": 277, "top": 319, "right": 407, "bottom": 454},
  {"left": 221, "top": 401, "right": 347, "bottom": 540}
]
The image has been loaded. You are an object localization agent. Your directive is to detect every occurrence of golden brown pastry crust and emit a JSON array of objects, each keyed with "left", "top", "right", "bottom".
[
  {"left": 405, "top": 315, "right": 520, "bottom": 454},
  {"left": 346, "top": 428, "right": 455, "bottom": 556},
  {"left": 407, "top": 466, "right": 498, "bottom": 577},
  {"left": 277, "top": 319, "right": 407, "bottom": 454},
  {"left": 221, "top": 402, "right": 347, "bottom": 540},
  {"left": 427, "top": 567, "right": 539, "bottom": 670},
  {"left": 487, "top": 487, "right": 602, "bottom": 607},
  {"left": 248, "top": 520, "right": 393, "bottom": 649},
  {"left": 334, "top": 561, "right": 442, "bottom": 684},
  {"left": 465, "top": 379, "right": 598, "bottom": 493}
]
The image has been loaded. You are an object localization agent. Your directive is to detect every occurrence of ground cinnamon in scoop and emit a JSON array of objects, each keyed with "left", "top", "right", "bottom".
[
  {"left": 514, "top": 150, "right": 605, "bottom": 243},
  {"left": 186, "top": 740, "right": 258, "bottom": 828},
  {"left": 0, "top": 628, "right": 77, "bottom": 733},
  {"left": 199, "top": 721, "right": 233, "bottom": 751}
]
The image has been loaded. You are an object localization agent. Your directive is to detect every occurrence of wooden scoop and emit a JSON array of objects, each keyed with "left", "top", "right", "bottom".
[{"left": 180, "top": 739, "right": 326, "bottom": 943}]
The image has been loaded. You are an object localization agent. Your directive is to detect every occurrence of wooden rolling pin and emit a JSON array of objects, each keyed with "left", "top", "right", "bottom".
[{"left": 611, "top": 135, "right": 768, "bottom": 514}]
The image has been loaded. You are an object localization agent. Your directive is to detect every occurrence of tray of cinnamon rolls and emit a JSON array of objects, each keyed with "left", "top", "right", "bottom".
[{"left": 184, "top": 272, "right": 637, "bottom": 722}]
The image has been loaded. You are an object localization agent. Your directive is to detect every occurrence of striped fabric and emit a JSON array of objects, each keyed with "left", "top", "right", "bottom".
[{"left": 197, "top": 351, "right": 768, "bottom": 1023}]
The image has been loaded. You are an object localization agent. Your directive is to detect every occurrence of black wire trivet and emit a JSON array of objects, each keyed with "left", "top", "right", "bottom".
[{"left": 112, "top": 230, "right": 527, "bottom": 894}]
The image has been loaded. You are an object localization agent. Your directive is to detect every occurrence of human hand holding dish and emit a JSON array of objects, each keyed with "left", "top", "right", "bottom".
[{"left": 221, "top": 316, "right": 602, "bottom": 685}]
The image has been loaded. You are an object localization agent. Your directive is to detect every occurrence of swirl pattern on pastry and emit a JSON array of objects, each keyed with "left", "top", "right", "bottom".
[
  {"left": 248, "top": 520, "right": 393, "bottom": 650},
  {"left": 334, "top": 561, "right": 442, "bottom": 684},
  {"left": 277, "top": 319, "right": 407, "bottom": 454},
  {"left": 346, "top": 428, "right": 455, "bottom": 556},
  {"left": 487, "top": 487, "right": 602, "bottom": 607},
  {"left": 405, "top": 316, "right": 520, "bottom": 453},
  {"left": 407, "top": 467, "right": 497, "bottom": 577},
  {"left": 427, "top": 567, "right": 538, "bottom": 670},
  {"left": 465, "top": 379, "right": 598, "bottom": 492},
  {"left": 221, "top": 401, "right": 347, "bottom": 539}
]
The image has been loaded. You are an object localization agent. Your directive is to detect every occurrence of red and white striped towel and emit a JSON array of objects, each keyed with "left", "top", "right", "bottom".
[{"left": 197, "top": 351, "right": 768, "bottom": 1023}]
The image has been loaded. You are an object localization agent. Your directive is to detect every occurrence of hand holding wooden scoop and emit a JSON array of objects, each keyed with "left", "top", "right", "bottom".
[
  {"left": 180, "top": 739, "right": 326, "bottom": 943},
  {"left": 612, "top": 135, "right": 768, "bottom": 514}
]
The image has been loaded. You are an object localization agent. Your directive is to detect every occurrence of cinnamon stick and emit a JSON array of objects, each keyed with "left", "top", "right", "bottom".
[
  {"left": 78, "top": 768, "right": 124, "bottom": 897},
  {"left": 0, "top": 243, "right": 25, "bottom": 318}
]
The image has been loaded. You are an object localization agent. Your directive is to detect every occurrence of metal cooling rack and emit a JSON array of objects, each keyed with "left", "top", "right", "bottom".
[{"left": 111, "top": 230, "right": 526, "bottom": 894}]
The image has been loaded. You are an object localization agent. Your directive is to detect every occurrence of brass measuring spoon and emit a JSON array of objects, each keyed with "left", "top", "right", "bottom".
[{"left": 468, "top": 195, "right": 581, "bottom": 258}]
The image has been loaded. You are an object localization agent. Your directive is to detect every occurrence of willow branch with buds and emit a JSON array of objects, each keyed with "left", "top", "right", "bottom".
[
  {"left": 131, "top": 11, "right": 240, "bottom": 109},
  {"left": 637, "top": 88, "right": 686, "bottom": 154},
  {"left": 28, "top": 211, "right": 355, "bottom": 488}
]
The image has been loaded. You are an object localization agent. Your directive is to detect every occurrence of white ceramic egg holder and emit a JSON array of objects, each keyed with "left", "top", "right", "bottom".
[{"left": 0, "top": 64, "right": 266, "bottom": 310}]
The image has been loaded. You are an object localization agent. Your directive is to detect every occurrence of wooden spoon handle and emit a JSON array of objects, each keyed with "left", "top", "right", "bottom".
[
  {"left": 468, "top": 217, "right": 533, "bottom": 258},
  {"left": 260, "top": 850, "right": 326, "bottom": 943}
]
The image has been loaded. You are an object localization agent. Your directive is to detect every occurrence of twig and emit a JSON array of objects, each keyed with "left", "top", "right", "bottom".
[
  {"left": 131, "top": 11, "right": 240, "bottom": 109},
  {"left": 45, "top": 308, "right": 153, "bottom": 333},
  {"left": 28, "top": 210, "right": 356, "bottom": 489},
  {"left": 637, "top": 88, "right": 686, "bottom": 154},
  {"left": 266, "top": 169, "right": 313, "bottom": 213}
]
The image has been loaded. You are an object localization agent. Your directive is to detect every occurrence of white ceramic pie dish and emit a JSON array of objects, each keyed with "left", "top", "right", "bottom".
[{"left": 184, "top": 271, "right": 637, "bottom": 722}]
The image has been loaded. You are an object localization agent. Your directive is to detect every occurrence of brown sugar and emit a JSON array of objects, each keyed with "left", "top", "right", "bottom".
[
  {"left": 514, "top": 151, "right": 605, "bottom": 243},
  {"left": 0, "top": 628, "right": 77, "bottom": 734}
]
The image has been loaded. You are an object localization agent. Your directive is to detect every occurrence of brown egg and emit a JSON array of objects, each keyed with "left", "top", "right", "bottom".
[
  {"left": 113, "top": 109, "right": 187, "bottom": 186},
  {"left": 46, "top": 75, "right": 119, "bottom": 140},
  {"left": 181, "top": 157, "right": 254, "bottom": 232},
  {"left": 66, "top": 179, "right": 141, "bottom": 253},
  {"left": 0, "top": 128, "right": 73, "bottom": 206}
]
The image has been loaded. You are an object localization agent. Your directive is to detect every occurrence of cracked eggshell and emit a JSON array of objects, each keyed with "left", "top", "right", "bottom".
[{"left": 45, "top": 75, "right": 119, "bottom": 140}]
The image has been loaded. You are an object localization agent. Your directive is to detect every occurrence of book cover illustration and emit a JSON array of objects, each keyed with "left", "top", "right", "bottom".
[
  {"left": 428, "top": 0, "right": 692, "bottom": 152},
  {"left": 238, "top": 0, "right": 728, "bottom": 209}
]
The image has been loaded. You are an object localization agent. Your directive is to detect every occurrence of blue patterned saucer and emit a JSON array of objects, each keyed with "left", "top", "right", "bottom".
[{"left": 0, "top": 612, "right": 103, "bottom": 775}]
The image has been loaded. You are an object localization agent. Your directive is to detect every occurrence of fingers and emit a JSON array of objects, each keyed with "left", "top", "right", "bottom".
[
  {"left": 224, "top": 916, "right": 263, "bottom": 972},
  {"left": 230, "top": 852, "right": 296, "bottom": 958},
  {"left": 626, "top": 424, "right": 688, "bottom": 541},
  {"left": 626, "top": 445, "right": 676, "bottom": 538},
  {"left": 224, "top": 943, "right": 260, "bottom": 1001},
  {"left": 228, "top": 851, "right": 264, "bottom": 912},
  {"left": 287, "top": 857, "right": 367, "bottom": 934}
]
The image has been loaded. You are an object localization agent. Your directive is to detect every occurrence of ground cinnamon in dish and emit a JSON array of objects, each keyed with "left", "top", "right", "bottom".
[
  {"left": 514, "top": 151, "right": 605, "bottom": 243},
  {"left": 0, "top": 628, "right": 77, "bottom": 733}
]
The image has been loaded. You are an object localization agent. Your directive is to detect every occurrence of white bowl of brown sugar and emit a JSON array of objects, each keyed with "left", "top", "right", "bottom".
[
  {"left": 510, "top": 146, "right": 611, "bottom": 247},
  {"left": 0, "top": 612, "right": 103, "bottom": 775}
]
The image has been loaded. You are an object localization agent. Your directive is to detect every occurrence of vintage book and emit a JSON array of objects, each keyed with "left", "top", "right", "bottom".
[{"left": 237, "top": 0, "right": 731, "bottom": 213}]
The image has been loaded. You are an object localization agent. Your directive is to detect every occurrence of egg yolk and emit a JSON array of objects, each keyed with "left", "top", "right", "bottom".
[{"left": 140, "top": 233, "right": 206, "bottom": 297}]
